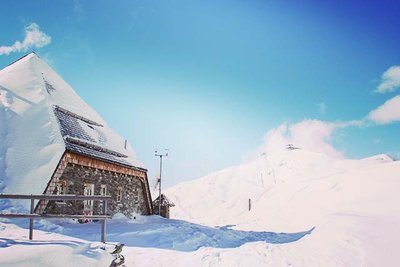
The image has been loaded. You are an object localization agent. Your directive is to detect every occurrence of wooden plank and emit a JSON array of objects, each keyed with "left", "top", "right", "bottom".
[
  {"left": 65, "top": 151, "right": 148, "bottom": 174},
  {"left": 0, "top": 193, "right": 113, "bottom": 242},
  {"left": 0, "top": 194, "right": 112, "bottom": 201},
  {"left": 0, "top": 214, "right": 111, "bottom": 219}
]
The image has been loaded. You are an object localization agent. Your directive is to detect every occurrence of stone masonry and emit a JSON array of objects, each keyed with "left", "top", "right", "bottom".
[{"left": 36, "top": 152, "right": 152, "bottom": 218}]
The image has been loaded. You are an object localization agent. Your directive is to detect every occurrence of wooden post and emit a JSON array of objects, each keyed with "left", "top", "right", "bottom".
[
  {"left": 29, "top": 197, "right": 34, "bottom": 240},
  {"left": 101, "top": 199, "right": 107, "bottom": 243}
]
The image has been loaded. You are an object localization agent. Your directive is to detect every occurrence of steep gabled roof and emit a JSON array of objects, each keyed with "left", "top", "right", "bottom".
[{"left": 0, "top": 53, "right": 145, "bottom": 198}]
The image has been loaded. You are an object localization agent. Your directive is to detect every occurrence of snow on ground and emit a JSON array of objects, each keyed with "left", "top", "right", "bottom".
[
  {"left": 2, "top": 213, "right": 394, "bottom": 266},
  {"left": 56, "top": 215, "right": 312, "bottom": 251},
  {"left": 1, "top": 148, "right": 399, "bottom": 266},
  {"left": 0, "top": 222, "right": 112, "bottom": 267},
  {"left": 0, "top": 215, "right": 312, "bottom": 267}
]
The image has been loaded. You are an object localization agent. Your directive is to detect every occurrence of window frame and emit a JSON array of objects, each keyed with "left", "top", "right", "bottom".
[
  {"left": 100, "top": 184, "right": 107, "bottom": 196},
  {"left": 55, "top": 180, "right": 67, "bottom": 203},
  {"left": 116, "top": 187, "right": 123, "bottom": 203}
]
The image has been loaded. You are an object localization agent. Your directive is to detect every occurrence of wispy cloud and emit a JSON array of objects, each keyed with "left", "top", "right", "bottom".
[
  {"left": 0, "top": 23, "right": 51, "bottom": 55},
  {"left": 368, "top": 95, "right": 400, "bottom": 124},
  {"left": 317, "top": 102, "right": 327, "bottom": 115},
  {"left": 376, "top": 65, "right": 400, "bottom": 93},
  {"left": 373, "top": 138, "right": 381, "bottom": 144},
  {"left": 72, "top": 0, "right": 85, "bottom": 22}
]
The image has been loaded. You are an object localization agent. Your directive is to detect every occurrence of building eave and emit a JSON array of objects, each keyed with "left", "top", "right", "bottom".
[{"left": 65, "top": 149, "right": 148, "bottom": 173}]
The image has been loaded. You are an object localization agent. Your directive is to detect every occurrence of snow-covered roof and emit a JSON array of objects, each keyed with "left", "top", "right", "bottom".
[
  {"left": 54, "top": 105, "right": 138, "bottom": 168},
  {"left": 153, "top": 194, "right": 175, "bottom": 207},
  {"left": 0, "top": 53, "right": 144, "bottom": 196}
]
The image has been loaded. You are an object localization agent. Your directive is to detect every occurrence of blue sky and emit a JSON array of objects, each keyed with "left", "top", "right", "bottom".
[{"left": 1, "top": 0, "right": 400, "bottom": 186}]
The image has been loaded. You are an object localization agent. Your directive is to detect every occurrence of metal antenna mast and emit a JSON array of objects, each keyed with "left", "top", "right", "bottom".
[{"left": 155, "top": 149, "right": 168, "bottom": 215}]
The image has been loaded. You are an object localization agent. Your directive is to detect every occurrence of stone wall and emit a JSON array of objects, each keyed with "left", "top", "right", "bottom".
[
  {"left": 45, "top": 163, "right": 150, "bottom": 217},
  {"left": 153, "top": 205, "right": 170, "bottom": 219},
  {"left": 38, "top": 152, "right": 152, "bottom": 217}
]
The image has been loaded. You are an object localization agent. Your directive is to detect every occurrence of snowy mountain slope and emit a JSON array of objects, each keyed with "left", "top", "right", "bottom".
[
  {"left": 0, "top": 53, "right": 143, "bottom": 201},
  {"left": 166, "top": 148, "right": 396, "bottom": 229},
  {"left": 165, "top": 148, "right": 400, "bottom": 265}
]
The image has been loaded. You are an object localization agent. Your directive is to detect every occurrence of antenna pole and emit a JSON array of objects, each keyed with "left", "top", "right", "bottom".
[
  {"left": 155, "top": 149, "right": 168, "bottom": 216},
  {"left": 159, "top": 155, "right": 162, "bottom": 215}
]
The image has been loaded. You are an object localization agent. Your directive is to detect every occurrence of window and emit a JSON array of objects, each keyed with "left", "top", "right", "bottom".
[
  {"left": 100, "top": 185, "right": 107, "bottom": 196},
  {"left": 56, "top": 181, "right": 66, "bottom": 195},
  {"left": 99, "top": 184, "right": 108, "bottom": 210},
  {"left": 117, "top": 187, "right": 122, "bottom": 203},
  {"left": 84, "top": 183, "right": 94, "bottom": 213},
  {"left": 56, "top": 180, "right": 66, "bottom": 203}
]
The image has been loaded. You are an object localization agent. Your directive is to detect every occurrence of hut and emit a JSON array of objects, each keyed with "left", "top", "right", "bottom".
[
  {"left": 153, "top": 194, "right": 175, "bottom": 218},
  {"left": 0, "top": 53, "right": 153, "bottom": 217}
]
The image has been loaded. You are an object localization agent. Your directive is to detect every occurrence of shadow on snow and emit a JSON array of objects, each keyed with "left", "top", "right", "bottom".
[{"left": 56, "top": 216, "right": 314, "bottom": 252}]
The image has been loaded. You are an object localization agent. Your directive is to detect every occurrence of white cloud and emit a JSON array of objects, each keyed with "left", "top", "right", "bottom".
[
  {"left": 376, "top": 66, "right": 400, "bottom": 93},
  {"left": 256, "top": 119, "right": 344, "bottom": 158},
  {"left": 317, "top": 102, "right": 327, "bottom": 115},
  {"left": 0, "top": 23, "right": 51, "bottom": 55},
  {"left": 368, "top": 95, "right": 400, "bottom": 124}
]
